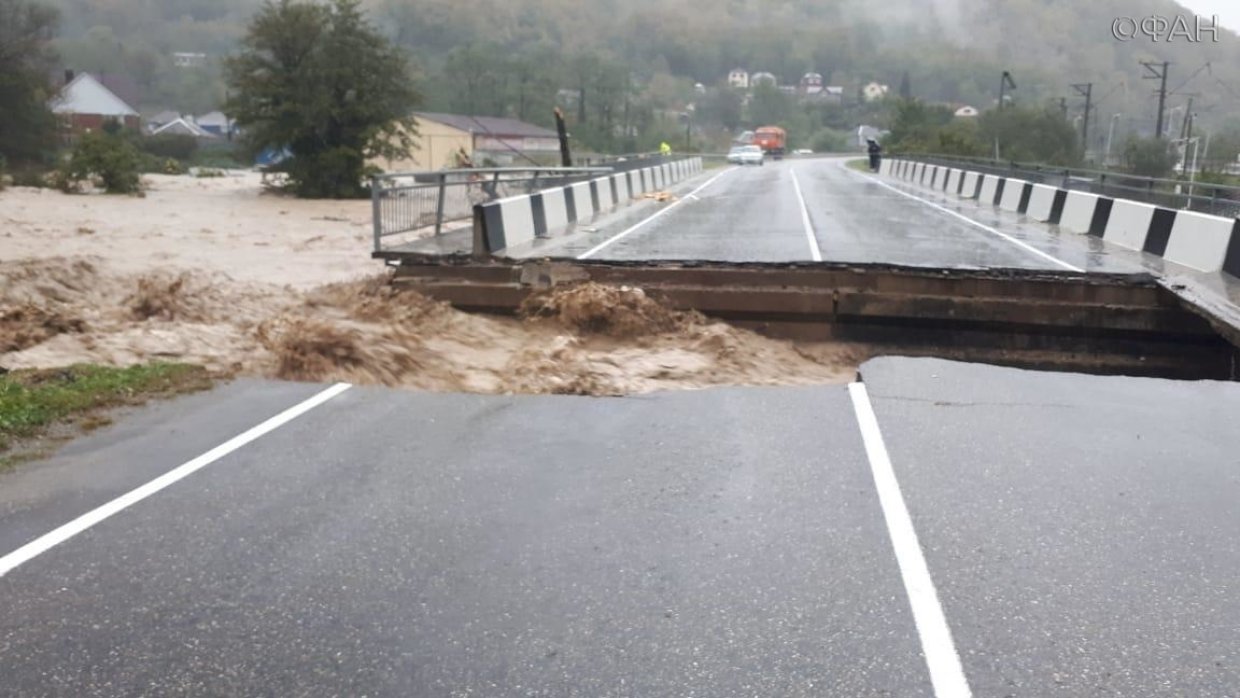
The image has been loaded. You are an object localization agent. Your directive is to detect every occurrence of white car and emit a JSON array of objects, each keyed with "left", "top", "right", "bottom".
[
  {"left": 793, "top": 148, "right": 813, "bottom": 155},
  {"left": 727, "top": 145, "right": 765, "bottom": 166}
]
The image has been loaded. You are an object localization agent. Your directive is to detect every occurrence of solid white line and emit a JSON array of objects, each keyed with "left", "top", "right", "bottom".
[
  {"left": 0, "top": 382, "right": 353, "bottom": 579},
  {"left": 576, "top": 168, "right": 734, "bottom": 259},
  {"left": 789, "top": 169, "right": 824, "bottom": 262},
  {"left": 848, "top": 382, "right": 973, "bottom": 698},
  {"left": 851, "top": 168, "right": 1083, "bottom": 273}
]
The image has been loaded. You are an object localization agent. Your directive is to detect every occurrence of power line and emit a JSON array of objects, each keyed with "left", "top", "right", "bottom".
[
  {"left": 1141, "top": 61, "right": 1170, "bottom": 139},
  {"left": 1168, "top": 61, "right": 1211, "bottom": 95},
  {"left": 1091, "top": 82, "right": 1125, "bottom": 107}
]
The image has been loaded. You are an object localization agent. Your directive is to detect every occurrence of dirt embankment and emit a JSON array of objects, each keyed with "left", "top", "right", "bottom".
[{"left": 0, "top": 258, "right": 862, "bottom": 396}]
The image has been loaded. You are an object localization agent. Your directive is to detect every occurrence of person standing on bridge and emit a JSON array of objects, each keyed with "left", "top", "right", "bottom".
[
  {"left": 867, "top": 138, "right": 882, "bottom": 172},
  {"left": 660, "top": 141, "right": 672, "bottom": 157}
]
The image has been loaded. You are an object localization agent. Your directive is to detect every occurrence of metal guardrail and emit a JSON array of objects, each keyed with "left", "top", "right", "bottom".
[
  {"left": 899, "top": 153, "right": 1240, "bottom": 218},
  {"left": 371, "top": 167, "right": 610, "bottom": 252}
]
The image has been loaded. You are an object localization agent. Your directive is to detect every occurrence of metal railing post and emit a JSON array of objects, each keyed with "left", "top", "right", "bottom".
[
  {"left": 371, "top": 176, "right": 383, "bottom": 253},
  {"left": 434, "top": 173, "right": 447, "bottom": 236}
]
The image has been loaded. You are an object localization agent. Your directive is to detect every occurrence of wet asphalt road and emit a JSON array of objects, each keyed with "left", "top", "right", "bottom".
[
  {"left": 522, "top": 158, "right": 1146, "bottom": 274},
  {"left": 3, "top": 359, "right": 1240, "bottom": 696}
]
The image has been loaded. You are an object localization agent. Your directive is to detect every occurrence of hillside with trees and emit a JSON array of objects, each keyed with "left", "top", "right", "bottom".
[{"left": 18, "top": 0, "right": 1240, "bottom": 165}]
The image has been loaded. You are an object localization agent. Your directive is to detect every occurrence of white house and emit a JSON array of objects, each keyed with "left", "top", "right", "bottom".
[
  {"left": 152, "top": 117, "right": 214, "bottom": 139},
  {"left": 727, "top": 68, "right": 749, "bottom": 89},
  {"left": 800, "top": 72, "right": 824, "bottom": 95},
  {"left": 751, "top": 71, "right": 778, "bottom": 88},
  {"left": 50, "top": 72, "right": 140, "bottom": 132},
  {"left": 146, "top": 110, "right": 181, "bottom": 132},
  {"left": 954, "top": 105, "right": 980, "bottom": 118},
  {"left": 862, "top": 82, "right": 890, "bottom": 102},
  {"left": 195, "top": 111, "right": 235, "bottom": 137},
  {"left": 172, "top": 52, "right": 207, "bottom": 68}
]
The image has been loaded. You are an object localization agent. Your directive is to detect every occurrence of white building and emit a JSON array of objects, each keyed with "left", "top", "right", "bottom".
[
  {"left": 862, "top": 82, "right": 890, "bottom": 102},
  {"left": 800, "top": 72, "right": 824, "bottom": 95},
  {"left": 50, "top": 72, "right": 140, "bottom": 132},
  {"left": 727, "top": 68, "right": 749, "bottom": 89},
  {"left": 751, "top": 72, "right": 778, "bottom": 88},
  {"left": 195, "top": 111, "right": 235, "bottom": 137},
  {"left": 172, "top": 52, "right": 207, "bottom": 68},
  {"left": 152, "top": 117, "right": 214, "bottom": 139}
]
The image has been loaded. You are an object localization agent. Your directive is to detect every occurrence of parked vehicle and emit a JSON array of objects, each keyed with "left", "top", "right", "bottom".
[
  {"left": 753, "top": 126, "right": 787, "bottom": 159},
  {"left": 727, "top": 145, "right": 765, "bottom": 166}
]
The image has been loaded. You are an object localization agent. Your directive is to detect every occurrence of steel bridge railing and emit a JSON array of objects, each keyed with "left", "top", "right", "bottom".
[
  {"left": 898, "top": 153, "right": 1240, "bottom": 218},
  {"left": 370, "top": 166, "right": 612, "bottom": 253}
]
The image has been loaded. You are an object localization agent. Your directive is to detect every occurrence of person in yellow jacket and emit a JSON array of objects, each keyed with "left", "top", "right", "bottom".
[{"left": 659, "top": 141, "right": 672, "bottom": 156}]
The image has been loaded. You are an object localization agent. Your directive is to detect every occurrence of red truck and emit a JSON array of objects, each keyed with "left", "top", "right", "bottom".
[{"left": 752, "top": 126, "right": 787, "bottom": 159}]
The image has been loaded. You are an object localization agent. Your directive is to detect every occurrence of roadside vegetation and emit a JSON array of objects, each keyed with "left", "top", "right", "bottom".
[
  {"left": 224, "top": 0, "right": 420, "bottom": 198},
  {"left": 0, "top": 363, "right": 213, "bottom": 466},
  {"left": 54, "top": 128, "right": 144, "bottom": 194}
]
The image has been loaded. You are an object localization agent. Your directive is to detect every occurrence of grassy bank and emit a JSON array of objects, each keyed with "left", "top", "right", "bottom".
[{"left": 0, "top": 363, "right": 213, "bottom": 466}]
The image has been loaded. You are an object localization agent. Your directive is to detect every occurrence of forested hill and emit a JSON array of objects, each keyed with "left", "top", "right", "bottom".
[{"left": 47, "top": 0, "right": 1240, "bottom": 136}]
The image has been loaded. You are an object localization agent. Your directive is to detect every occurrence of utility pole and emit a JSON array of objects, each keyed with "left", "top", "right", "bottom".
[
  {"left": 998, "top": 71, "right": 1016, "bottom": 110},
  {"left": 1142, "top": 61, "right": 1170, "bottom": 138},
  {"left": 1072, "top": 83, "right": 1093, "bottom": 155},
  {"left": 553, "top": 108, "right": 572, "bottom": 167},
  {"left": 1179, "top": 97, "right": 1194, "bottom": 140}
]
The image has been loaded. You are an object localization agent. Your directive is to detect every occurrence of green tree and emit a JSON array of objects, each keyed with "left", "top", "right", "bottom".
[
  {"left": 810, "top": 127, "right": 850, "bottom": 153},
  {"left": 1122, "top": 136, "right": 1177, "bottom": 178},
  {"left": 225, "top": 0, "right": 420, "bottom": 198},
  {"left": 1203, "top": 119, "right": 1240, "bottom": 172},
  {"left": 933, "top": 118, "right": 987, "bottom": 157},
  {"left": 979, "top": 106, "right": 1080, "bottom": 165},
  {"left": 442, "top": 43, "right": 506, "bottom": 116},
  {"left": 0, "top": 0, "right": 60, "bottom": 166},
  {"left": 697, "top": 85, "right": 743, "bottom": 132},
  {"left": 58, "top": 130, "right": 142, "bottom": 194},
  {"left": 748, "top": 83, "right": 791, "bottom": 127},
  {"left": 886, "top": 99, "right": 954, "bottom": 153}
]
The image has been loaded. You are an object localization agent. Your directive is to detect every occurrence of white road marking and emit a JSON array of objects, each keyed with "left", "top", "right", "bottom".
[
  {"left": 577, "top": 168, "right": 734, "bottom": 259},
  {"left": 848, "top": 382, "right": 973, "bottom": 698},
  {"left": 789, "top": 169, "right": 824, "bottom": 262},
  {"left": 0, "top": 382, "right": 353, "bottom": 578},
  {"left": 849, "top": 167, "right": 1083, "bottom": 273}
]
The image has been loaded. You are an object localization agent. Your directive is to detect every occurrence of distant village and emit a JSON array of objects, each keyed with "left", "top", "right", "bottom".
[
  {"left": 719, "top": 67, "right": 979, "bottom": 118},
  {"left": 46, "top": 60, "right": 981, "bottom": 171}
]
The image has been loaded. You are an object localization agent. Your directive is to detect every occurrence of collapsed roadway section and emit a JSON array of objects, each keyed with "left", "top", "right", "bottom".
[{"left": 377, "top": 253, "right": 1240, "bottom": 382}]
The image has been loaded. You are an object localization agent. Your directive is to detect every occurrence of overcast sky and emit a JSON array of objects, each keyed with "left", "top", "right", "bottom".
[{"left": 1174, "top": 0, "right": 1239, "bottom": 32}]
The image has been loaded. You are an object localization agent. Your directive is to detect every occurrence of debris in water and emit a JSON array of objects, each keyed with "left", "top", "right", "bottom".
[
  {"left": 519, "top": 282, "right": 697, "bottom": 338},
  {"left": 2, "top": 258, "right": 864, "bottom": 396}
]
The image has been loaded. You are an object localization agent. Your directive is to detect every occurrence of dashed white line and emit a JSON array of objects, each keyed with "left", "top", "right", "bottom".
[
  {"left": 848, "top": 382, "right": 973, "bottom": 698},
  {"left": 850, "top": 167, "right": 1083, "bottom": 273},
  {"left": 0, "top": 382, "right": 353, "bottom": 579},
  {"left": 789, "top": 169, "right": 823, "bottom": 262},
  {"left": 577, "top": 168, "right": 734, "bottom": 259}
]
